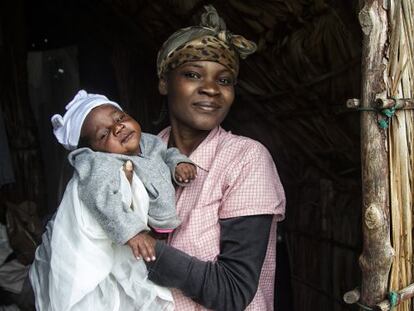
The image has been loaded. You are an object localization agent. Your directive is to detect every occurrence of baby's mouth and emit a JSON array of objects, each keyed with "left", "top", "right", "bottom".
[{"left": 121, "top": 131, "right": 134, "bottom": 144}]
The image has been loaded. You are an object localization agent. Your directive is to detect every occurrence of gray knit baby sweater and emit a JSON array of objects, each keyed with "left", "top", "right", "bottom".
[{"left": 68, "top": 133, "right": 193, "bottom": 244}]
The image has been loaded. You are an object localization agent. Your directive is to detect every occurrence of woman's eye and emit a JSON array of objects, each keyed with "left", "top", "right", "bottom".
[
  {"left": 218, "top": 77, "right": 234, "bottom": 85},
  {"left": 183, "top": 71, "right": 201, "bottom": 79}
]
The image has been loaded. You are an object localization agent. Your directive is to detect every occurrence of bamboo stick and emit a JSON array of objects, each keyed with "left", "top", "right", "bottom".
[{"left": 358, "top": 0, "right": 395, "bottom": 307}]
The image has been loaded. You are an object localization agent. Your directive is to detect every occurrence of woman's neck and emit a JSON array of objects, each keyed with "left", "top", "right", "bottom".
[{"left": 168, "top": 123, "right": 211, "bottom": 156}]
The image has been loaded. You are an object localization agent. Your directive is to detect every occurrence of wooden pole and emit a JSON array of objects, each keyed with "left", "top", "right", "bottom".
[
  {"left": 374, "top": 284, "right": 414, "bottom": 311},
  {"left": 358, "top": 0, "right": 394, "bottom": 307},
  {"left": 343, "top": 287, "right": 361, "bottom": 305},
  {"left": 375, "top": 98, "right": 414, "bottom": 110},
  {"left": 344, "top": 283, "right": 414, "bottom": 310}
]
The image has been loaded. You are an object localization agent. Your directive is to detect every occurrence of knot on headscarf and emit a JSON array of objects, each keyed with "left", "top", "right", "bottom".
[
  {"left": 51, "top": 90, "right": 122, "bottom": 150},
  {"left": 200, "top": 5, "right": 226, "bottom": 32},
  {"left": 217, "top": 30, "right": 257, "bottom": 60},
  {"left": 201, "top": 5, "right": 256, "bottom": 60},
  {"left": 157, "top": 5, "right": 257, "bottom": 77}
]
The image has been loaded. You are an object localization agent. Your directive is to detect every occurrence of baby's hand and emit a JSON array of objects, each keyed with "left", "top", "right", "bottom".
[
  {"left": 123, "top": 160, "right": 134, "bottom": 184},
  {"left": 127, "top": 232, "right": 156, "bottom": 262},
  {"left": 175, "top": 163, "right": 197, "bottom": 184}
]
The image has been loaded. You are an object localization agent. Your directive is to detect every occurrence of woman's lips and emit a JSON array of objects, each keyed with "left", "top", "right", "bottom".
[{"left": 193, "top": 101, "right": 220, "bottom": 112}]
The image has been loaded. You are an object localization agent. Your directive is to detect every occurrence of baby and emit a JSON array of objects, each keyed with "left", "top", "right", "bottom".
[
  {"left": 29, "top": 90, "right": 196, "bottom": 311},
  {"left": 54, "top": 90, "right": 196, "bottom": 261}
]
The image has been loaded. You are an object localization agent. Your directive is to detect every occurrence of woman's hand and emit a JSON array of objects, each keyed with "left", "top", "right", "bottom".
[
  {"left": 175, "top": 163, "right": 197, "bottom": 183},
  {"left": 127, "top": 232, "right": 157, "bottom": 262}
]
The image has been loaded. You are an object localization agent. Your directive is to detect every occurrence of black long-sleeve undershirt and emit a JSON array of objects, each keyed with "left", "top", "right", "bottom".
[{"left": 146, "top": 214, "right": 273, "bottom": 311}]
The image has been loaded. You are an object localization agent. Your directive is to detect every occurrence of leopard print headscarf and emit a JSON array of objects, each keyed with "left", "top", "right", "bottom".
[{"left": 157, "top": 5, "right": 257, "bottom": 78}]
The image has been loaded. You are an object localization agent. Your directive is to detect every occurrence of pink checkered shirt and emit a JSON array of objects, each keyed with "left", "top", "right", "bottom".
[{"left": 159, "top": 126, "right": 285, "bottom": 310}]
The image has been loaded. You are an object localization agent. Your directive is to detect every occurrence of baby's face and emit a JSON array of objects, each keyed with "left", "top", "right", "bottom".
[{"left": 81, "top": 104, "right": 141, "bottom": 155}]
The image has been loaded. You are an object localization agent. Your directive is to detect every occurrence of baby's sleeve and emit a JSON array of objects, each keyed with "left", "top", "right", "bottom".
[
  {"left": 74, "top": 150, "right": 148, "bottom": 244},
  {"left": 164, "top": 146, "right": 195, "bottom": 185},
  {"left": 147, "top": 134, "right": 194, "bottom": 185}
]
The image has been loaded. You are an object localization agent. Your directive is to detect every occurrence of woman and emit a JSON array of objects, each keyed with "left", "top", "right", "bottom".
[{"left": 144, "top": 5, "right": 286, "bottom": 310}]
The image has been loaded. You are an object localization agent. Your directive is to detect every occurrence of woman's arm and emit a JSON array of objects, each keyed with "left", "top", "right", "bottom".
[{"left": 146, "top": 214, "right": 273, "bottom": 310}]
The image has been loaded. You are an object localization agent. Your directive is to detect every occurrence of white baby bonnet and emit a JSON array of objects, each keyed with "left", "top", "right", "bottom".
[{"left": 51, "top": 90, "right": 122, "bottom": 150}]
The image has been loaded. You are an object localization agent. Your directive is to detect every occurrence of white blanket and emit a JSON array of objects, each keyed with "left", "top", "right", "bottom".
[{"left": 30, "top": 169, "right": 174, "bottom": 311}]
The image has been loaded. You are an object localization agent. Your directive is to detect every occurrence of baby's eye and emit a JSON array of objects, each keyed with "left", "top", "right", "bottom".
[
  {"left": 100, "top": 130, "right": 109, "bottom": 140},
  {"left": 116, "top": 113, "right": 125, "bottom": 122}
]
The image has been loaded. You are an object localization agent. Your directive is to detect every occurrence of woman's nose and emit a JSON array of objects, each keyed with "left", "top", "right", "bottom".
[{"left": 199, "top": 79, "right": 220, "bottom": 96}]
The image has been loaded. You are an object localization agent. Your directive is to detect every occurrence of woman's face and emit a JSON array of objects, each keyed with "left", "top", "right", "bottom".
[
  {"left": 81, "top": 104, "right": 142, "bottom": 155},
  {"left": 159, "top": 61, "right": 235, "bottom": 132}
]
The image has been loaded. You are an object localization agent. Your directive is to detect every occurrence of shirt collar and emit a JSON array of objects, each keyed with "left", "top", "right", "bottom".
[{"left": 159, "top": 126, "right": 222, "bottom": 172}]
